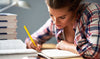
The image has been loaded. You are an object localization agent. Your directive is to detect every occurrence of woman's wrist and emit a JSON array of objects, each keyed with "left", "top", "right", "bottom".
[{"left": 64, "top": 43, "right": 78, "bottom": 54}]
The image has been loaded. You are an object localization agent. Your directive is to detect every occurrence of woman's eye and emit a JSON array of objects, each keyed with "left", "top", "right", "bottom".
[
  {"left": 50, "top": 14, "right": 53, "bottom": 17},
  {"left": 60, "top": 16, "right": 65, "bottom": 19}
]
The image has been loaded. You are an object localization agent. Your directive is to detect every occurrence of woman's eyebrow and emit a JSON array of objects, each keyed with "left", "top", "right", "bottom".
[{"left": 58, "top": 15, "right": 66, "bottom": 18}]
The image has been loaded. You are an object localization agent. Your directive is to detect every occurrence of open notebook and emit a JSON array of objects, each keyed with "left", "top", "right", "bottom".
[
  {"left": 0, "top": 39, "right": 80, "bottom": 59},
  {"left": 38, "top": 49, "right": 80, "bottom": 59},
  {"left": 0, "top": 39, "right": 37, "bottom": 56}
]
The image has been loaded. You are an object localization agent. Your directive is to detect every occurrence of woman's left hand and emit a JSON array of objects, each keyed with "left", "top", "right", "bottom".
[
  {"left": 56, "top": 40, "right": 72, "bottom": 50},
  {"left": 56, "top": 40, "right": 79, "bottom": 54}
]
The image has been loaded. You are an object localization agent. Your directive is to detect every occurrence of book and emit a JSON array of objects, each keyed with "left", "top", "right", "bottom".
[
  {"left": 0, "top": 31, "right": 17, "bottom": 34},
  {"left": 0, "top": 22, "right": 17, "bottom": 27},
  {"left": 0, "top": 53, "right": 37, "bottom": 59},
  {"left": 0, "top": 26, "right": 17, "bottom": 28},
  {"left": 0, "top": 32, "right": 17, "bottom": 35},
  {"left": 0, "top": 39, "right": 81, "bottom": 59},
  {"left": 0, "top": 39, "right": 37, "bottom": 56},
  {"left": 38, "top": 49, "right": 80, "bottom": 59},
  {"left": 0, "top": 13, "right": 17, "bottom": 40},
  {"left": 0, "top": 34, "right": 17, "bottom": 39},
  {"left": 0, "top": 28, "right": 16, "bottom": 33},
  {"left": 0, "top": 13, "right": 17, "bottom": 20},
  {"left": 0, "top": 19, "right": 17, "bottom": 22}
]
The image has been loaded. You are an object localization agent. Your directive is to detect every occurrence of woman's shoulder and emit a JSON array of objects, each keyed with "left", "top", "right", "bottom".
[
  {"left": 76, "top": 2, "right": 100, "bottom": 26},
  {"left": 83, "top": 2, "right": 100, "bottom": 6},
  {"left": 77, "top": 2, "right": 100, "bottom": 17},
  {"left": 82, "top": 2, "right": 100, "bottom": 13},
  {"left": 78, "top": 2, "right": 100, "bottom": 19}
]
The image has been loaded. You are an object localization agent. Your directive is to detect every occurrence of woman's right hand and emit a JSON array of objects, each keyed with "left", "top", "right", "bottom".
[{"left": 25, "top": 38, "right": 42, "bottom": 52}]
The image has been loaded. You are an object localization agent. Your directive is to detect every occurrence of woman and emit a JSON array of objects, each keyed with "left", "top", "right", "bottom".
[{"left": 25, "top": 0, "right": 100, "bottom": 58}]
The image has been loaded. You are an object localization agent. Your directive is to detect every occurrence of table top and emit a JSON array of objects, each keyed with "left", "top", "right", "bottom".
[
  {"left": 0, "top": 43, "right": 84, "bottom": 59},
  {"left": 0, "top": 54, "right": 83, "bottom": 59}
]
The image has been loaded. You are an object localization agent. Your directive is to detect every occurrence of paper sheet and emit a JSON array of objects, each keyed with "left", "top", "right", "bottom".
[
  {"left": 0, "top": 49, "right": 37, "bottom": 55},
  {"left": 0, "top": 39, "right": 26, "bottom": 50},
  {"left": 0, "top": 39, "right": 37, "bottom": 55},
  {"left": 40, "top": 49, "right": 79, "bottom": 59}
]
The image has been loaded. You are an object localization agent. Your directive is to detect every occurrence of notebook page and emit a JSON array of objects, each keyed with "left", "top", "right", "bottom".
[{"left": 41, "top": 49, "right": 79, "bottom": 58}]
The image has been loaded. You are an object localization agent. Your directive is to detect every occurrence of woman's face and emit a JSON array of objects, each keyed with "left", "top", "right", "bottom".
[{"left": 48, "top": 6, "right": 74, "bottom": 29}]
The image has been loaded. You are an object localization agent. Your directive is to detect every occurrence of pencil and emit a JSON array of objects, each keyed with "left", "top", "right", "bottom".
[{"left": 24, "top": 25, "right": 37, "bottom": 47}]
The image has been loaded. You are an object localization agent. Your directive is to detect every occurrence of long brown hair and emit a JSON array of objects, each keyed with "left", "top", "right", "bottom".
[{"left": 45, "top": 0, "right": 83, "bottom": 12}]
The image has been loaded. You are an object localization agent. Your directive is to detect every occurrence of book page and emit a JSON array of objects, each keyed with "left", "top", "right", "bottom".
[
  {"left": 40, "top": 49, "right": 79, "bottom": 59},
  {"left": 0, "top": 39, "right": 37, "bottom": 55},
  {"left": 0, "top": 39, "right": 26, "bottom": 50},
  {"left": 0, "top": 49, "right": 37, "bottom": 55}
]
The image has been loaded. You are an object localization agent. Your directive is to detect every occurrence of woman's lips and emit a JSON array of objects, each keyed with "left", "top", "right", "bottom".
[{"left": 56, "top": 25, "right": 61, "bottom": 27}]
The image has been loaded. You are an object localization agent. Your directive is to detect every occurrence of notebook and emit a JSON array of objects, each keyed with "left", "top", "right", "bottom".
[{"left": 38, "top": 49, "right": 80, "bottom": 59}]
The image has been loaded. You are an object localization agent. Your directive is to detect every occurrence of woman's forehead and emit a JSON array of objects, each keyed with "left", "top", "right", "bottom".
[{"left": 48, "top": 6, "right": 72, "bottom": 15}]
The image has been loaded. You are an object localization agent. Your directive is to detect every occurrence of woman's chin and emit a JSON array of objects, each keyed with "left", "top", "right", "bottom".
[
  {"left": 56, "top": 27, "right": 63, "bottom": 29},
  {"left": 56, "top": 25, "right": 64, "bottom": 29}
]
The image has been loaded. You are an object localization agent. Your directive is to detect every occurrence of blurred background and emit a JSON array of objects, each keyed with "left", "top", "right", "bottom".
[{"left": 0, "top": 0, "right": 100, "bottom": 44}]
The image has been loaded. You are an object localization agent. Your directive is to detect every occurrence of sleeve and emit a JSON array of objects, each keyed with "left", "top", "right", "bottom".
[
  {"left": 76, "top": 3, "right": 100, "bottom": 59},
  {"left": 25, "top": 18, "right": 55, "bottom": 44}
]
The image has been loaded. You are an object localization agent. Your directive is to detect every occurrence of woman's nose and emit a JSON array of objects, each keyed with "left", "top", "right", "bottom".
[{"left": 53, "top": 17, "right": 59, "bottom": 24}]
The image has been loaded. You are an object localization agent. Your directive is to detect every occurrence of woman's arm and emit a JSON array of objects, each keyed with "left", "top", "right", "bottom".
[
  {"left": 25, "top": 18, "right": 54, "bottom": 50},
  {"left": 76, "top": 3, "right": 100, "bottom": 59}
]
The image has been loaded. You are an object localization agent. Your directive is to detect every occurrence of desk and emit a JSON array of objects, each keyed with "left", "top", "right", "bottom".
[
  {"left": 38, "top": 54, "right": 83, "bottom": 59},
  {"left": 0, "top": 43, "right": 84, "bottom": 59},
  {"left": 0, "top": 54, "right": 83, "bottom": 59},
  {"left": 0, "top": 54, "right": 37, "bottom": 59}
]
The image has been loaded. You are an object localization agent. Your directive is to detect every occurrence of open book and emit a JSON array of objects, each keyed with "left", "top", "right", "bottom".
[
  {"left": 39, "top": 49, "right": 80, "bottom": 59},
  {"left": 0, "top": 39, "right": 37, "bottom": 56},
  {"left": 0, "top": 40, "right": 80, "bottom": 59}
]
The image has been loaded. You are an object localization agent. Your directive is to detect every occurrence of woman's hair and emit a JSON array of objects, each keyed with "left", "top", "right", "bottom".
[{"left": 45, "top": 0, "right": 83, "bottom": 11}]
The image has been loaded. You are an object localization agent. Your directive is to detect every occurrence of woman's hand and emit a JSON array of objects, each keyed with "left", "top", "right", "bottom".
[
  {"left": 56, "top": 40, "right": 69, "bottom": 50},
  {"left": 26, "top": 39, "right": 42, "bottom": 52},
  {"left": 56, "top": 40, "right": 79, "bottom": 54}
]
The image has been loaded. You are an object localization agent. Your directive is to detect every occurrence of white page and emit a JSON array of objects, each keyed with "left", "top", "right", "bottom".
[
  {"left": 0, "top": 39, "right": 26, "bottom": 50},
  {"left": 40, "top": 49, "right": 79, "bottom": 59},
  {"left": 0, "top": 49, "right": 37, "bottom": 55},
  {"left": 0, "top": 0, "right": 10, "bottom": 5},
  {"left": 0, "top": 39, "right": 37, "bottom": 55}
]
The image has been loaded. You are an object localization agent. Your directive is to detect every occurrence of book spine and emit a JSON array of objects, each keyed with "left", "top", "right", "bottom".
[
  {"left": 0, "top": 20, "right": 8, "bottom": 22},
  {"left": 0, "top": 22, "right": 17, "bottom": 26},
  {"left": 0, "top": 16, "right": 16, "bottom": 20},
  {"left": 0, "top": 33, "right": 7, "bottom": 35},
  {"left": 0, "top": 34, "right": 17, "bottom": 39},
  {"left": 0, "top": 26, "right": 17, "bottom": 28},
  {"left": 0, "top": 39, "right": 7, "bottom": 40},
  {"left": 0, "top": 26, "right": 7, "bottom": 28},
  {"left": 0, "top": 19, "right": 17, "bottom": 22}
]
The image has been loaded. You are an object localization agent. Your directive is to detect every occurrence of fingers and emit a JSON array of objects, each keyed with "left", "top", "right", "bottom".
[
  {"left": 56, "top": 43, "right": 60, "bottom": 49},
  {"left": 56, "top": 40, "right": 65, "bottom": 50},
  {"left": 26, "top": 40, "right": 42, "bottom": 52},
  {"left": 36, "top": 44, "right": 42, "bottom": 52},
  {"left": 27, "top": 41, "right": 35, "bottom": 49}
]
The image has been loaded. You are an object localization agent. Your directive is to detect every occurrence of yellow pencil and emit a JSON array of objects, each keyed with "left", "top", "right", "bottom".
[{"left": 24, "top": 25, "right": 37, "bottom": 47}]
